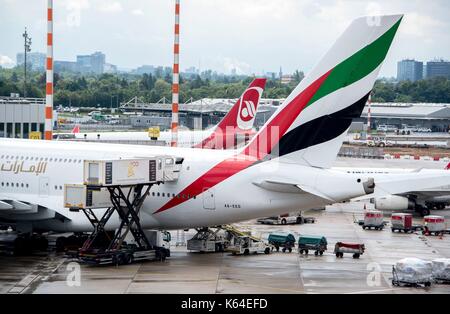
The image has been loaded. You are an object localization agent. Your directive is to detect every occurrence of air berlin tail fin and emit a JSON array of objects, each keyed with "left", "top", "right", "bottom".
[
  {"left": 445, "top": 163, "right": 450, "bottom": 170},
  {"left": 71, "top": 124, "right": 80, "bottom": 134},
  {"left": 196, "top": 78, "right": 266, "bottom": 149},
  {"left": 242, "top": 15, "right": 403, "bottom": 168}
]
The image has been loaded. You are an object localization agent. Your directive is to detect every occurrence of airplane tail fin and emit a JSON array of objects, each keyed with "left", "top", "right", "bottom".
[
  {"left": 445, "top": 162, "right": 450, "bottom": 170},
  {"left": 243, "top": 15, "right": 403, "bottom": 168},
  {"left": 217, "top": 78, "right": 266, "bottom": 132},
  {"left": 197, "top": 78, "right": 266, "bottom": 149},
  {"left": 71, "top": 124, "right": 80, "bottom": 134}
]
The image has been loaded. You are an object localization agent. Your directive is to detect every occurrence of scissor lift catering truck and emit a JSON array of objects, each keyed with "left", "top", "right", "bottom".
[{"left": 64, "top": 157, "right": 180, "bottom": 265}]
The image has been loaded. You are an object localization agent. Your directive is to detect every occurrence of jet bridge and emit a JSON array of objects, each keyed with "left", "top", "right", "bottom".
[{"left": 64, "top": 156, "right": 181, "bottom": 265}]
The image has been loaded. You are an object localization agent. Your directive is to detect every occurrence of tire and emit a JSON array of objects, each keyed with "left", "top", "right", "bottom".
[
  {"left": 353, "top": 253, "right": 360, "bottom": 259},
  {"left": 281, "top": 219, "right": 287, "bottom": 225},
  {"left": 319, "top": 251, "right": 323, "bottom": 256},
  {"left": 296, "top": 217, "right": 302, "bottom": 224},
  {"left": 304, "top": 250, "right": 309, "bottom": 255},
  {"left": 244, "top": 249, "right": 249, "bottom": 256},
  {"left": 425, "top": 282, "right": 431, "bottom": 288},
  {"left": 335, "top": 252, "right": 340, "bottom": 258},
  {"left": 55, "top": 236, "right": 67, "bottom": 252},
  {"left": 314, "top": 251, "right": 319, "bottom": 256},
  {"left": 264, "top": 248, "right": 270, "bottom": 254},
  {"left": 363, "top": 226, "right": 367, "bottom": 230},
  {"left": 288, "top": 248, "right": 292, "bottom": 253},
  {"left": 282, "top": 248, "right": 286, "bottom": 253},
  {"left": 276, "top": 246, "right": 279, "bottom": 252},
  {"left": 299, "top": 249, "right": 304, "bottom": 254}
]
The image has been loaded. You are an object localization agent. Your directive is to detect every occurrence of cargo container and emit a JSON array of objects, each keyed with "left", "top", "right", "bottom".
[
  {"left": 267, "top": 233, "right": 296, "bottom": 253},
  {"left": 298, "top": 235, "right": 327, "bottom": 256},
  {"left": 64, "top": 184, "right": 112, "bottom": 209},
  {"left": 391, "top": 213, "right": 413, "bottom": 233},
  {"left": 362, "top": 210, "right": 384, "bottom": 230},
  {"left": 423, "top": 215, "right": 446, "bottom": 236},
  {"left": 83, "top": 158, "right": 164, "bottom": 186}
]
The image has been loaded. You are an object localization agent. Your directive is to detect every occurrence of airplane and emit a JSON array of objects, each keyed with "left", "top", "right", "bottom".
[
  {"left": 335, "top": 162, "right": 450, "bottom": 216},
  {"left": 1, "top": 15, "right": 416, "bottom": 236},
  {"left": 54, "top": 78, "right": 266, "bottom": 149}
]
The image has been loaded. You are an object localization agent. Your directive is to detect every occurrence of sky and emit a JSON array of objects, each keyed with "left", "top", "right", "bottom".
[{"left": 0, "top": 0, "right": 449, "bottom": 77}]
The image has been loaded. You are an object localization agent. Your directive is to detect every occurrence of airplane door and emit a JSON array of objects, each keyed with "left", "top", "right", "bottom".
[
  {"left": 39, "top": 177, "right": 49, "bottom": 197},
  {"left": 202, "top": 187, "right": 215, "bottom": 210}
]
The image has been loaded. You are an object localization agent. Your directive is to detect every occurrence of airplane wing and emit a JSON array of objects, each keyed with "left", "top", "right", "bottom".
[
  {"left": 0, "top": 194, "right": 69, "bottom": 223},
  {"left": 352, "top": 170, "right": 450, "bottom": 201},
  {"left": 253, "top": 179, "right": 337, "bottom": 202}
]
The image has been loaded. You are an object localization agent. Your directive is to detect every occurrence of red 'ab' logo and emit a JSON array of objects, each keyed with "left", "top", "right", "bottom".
[{"left": 237, "top": 88, "right": 261, "bottom": 130}]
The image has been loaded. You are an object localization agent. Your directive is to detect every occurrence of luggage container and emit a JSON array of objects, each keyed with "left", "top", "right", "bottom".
[
  {"left": 391, "top": 213, "right": 413, "bottom": 233},
  {"left": 362, "top": 210, "right": 384, "bottom": 230},
  {"left": 392, "top": 258, "right": 433, "bottom": 287},
  {"left": 334, "top": 242, "right": 365, "bottom": 259},
  {"left": 423, "top": 215, "right": 446, "bottom": 236},
  {"left": 432, "top": 258, "right": 450, "bottom": 284},
  {"left": 268, "top": 233, "right": 296, "bottom": 253},
  {"left": 298, "top": 235, "right": 327, "bottom": 256}
]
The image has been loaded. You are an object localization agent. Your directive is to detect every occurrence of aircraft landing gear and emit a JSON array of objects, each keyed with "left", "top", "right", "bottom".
[{"left": 416, "top": 205, "right": 430, "bottom": 217}]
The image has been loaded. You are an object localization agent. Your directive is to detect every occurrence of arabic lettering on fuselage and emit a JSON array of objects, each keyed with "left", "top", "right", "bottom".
[{"left": 0, "top": 160, "right": 48, "bottom": 176}]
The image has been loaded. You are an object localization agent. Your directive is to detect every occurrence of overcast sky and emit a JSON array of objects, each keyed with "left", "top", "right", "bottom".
[{"left": 1, "top": 0, "right": 449, "bottom": 77}]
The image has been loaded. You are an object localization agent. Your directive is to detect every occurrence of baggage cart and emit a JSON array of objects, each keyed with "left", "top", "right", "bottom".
[
  {"left": 334, "top": 242, "right": 365, "bottom": 259},
  {"left": 391, "top": 213, "right": 413, "bottom": 233},
  {"left": 298, "top": 235, "right": 327, "bottom": 256},
  {"left": 268, "top": 233, "right": 296, "bottom": 253}
]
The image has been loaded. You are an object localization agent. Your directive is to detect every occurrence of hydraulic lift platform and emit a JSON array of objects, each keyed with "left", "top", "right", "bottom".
[{"left": 64, "top": 157, "right": 180, "bottom": 265}]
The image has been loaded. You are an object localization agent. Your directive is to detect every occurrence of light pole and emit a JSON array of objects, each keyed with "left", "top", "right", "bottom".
[{"left": 22, "top": 28, "right": 32, "bottom": 98}]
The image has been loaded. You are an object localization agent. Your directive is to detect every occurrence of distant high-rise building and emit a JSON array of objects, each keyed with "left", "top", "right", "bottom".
[
  {"left": 76, "top": 51, "right": 106, "bottom": 74},
  {"left": 54, "top": 60, "right": 77, "bottom": 72},
  {"left": 397, "top": 59, "right": 423, "bottom": 82},
  {"left": 426, "top": 60, "right": 450, "bottom": 79},
  {"left": 16, "top": 52, "right": 46, "bottom": 70},
  {"left": 134, "top": 65, "right": 155, "bottom": 75}
]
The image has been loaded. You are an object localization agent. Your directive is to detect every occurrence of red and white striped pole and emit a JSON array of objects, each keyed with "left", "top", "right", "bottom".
[
  {"left": 44, "top": 0, "right": 54, "bottom": 140},
  {"left": 171, "top": 0, "right": 180, "bottom": 147}
]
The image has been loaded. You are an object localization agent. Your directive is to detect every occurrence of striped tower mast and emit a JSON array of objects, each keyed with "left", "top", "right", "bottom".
[
  {"left": 171, "top": 0, "right": 180, "bottom": 147},
  {"left": 44, "top": 0, "right": 54, "bottom": 140}
]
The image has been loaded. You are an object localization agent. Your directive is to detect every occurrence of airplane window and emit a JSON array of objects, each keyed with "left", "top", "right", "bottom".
[
  {"left": 21, "top": 183, "right": 24, "bottom": 188},
  {"left": 45, "top": 158, "right": 48, "bottom": 161},
  {"left": 157, "top": 192, "right": 160, "bottom": 197},
  {"left": 162, "top": 193, "right": 165, "bottom": 197},
  {"left": 20, "top": 156, "right": 24, "bottom": 160},
  {"left": 172, "top": 193, "right": 175, "bottom": 198},
  {"left": 0, "top": 155, "right": 3, "bottom": 159},
  {"left": 60, "top": 186, "right": 63, "bottom": 190},
  {"left": 6, "top": 183, "right": 9, "bottom": 187},
  {"left": 16, "top": 183, "right": 19, "bottom": 187},
  {"left": 26, "top": 184, "right": 29, "bottom": 188},
  {"left": 64, "top": 159, "right": 67, "bottom": 162},
  {"left": 54, "top": 185, "right": 58, "bottom": 190},
  {"left": 26, "top": 156, "right": 29, "bottom": 160},
  {"left": 152, "top": 192, "right": 155, "bottom": 196},
  {"left": 1, "top": 182, "right": 3, "bottom": 187},
  {"left": 68, "top": 159, "right": 72, "bottom": 163},
  {"left": 40, "top": 157, "right": 43, "bottom": 161}
]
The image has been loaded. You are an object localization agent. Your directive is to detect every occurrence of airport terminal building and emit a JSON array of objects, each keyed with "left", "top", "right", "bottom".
[
  {"left": 0, "top": 96, "right": 46, "bottom": 138},
  {"left": 359, "top": 103, "right": 450, "bottom": 132}
]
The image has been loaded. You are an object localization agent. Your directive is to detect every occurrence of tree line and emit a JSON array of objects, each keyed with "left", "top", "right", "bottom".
[{"left": 0, "top": 67, "right": 449, "bottom": 106}]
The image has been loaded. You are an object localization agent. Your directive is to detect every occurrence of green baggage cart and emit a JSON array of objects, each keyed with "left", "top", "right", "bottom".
[
  {"left": 267, "top": 233, "right": 296, "bottom": 253},
  {"left": 298, "top": 235, "right": 327, "bottom": 256}
]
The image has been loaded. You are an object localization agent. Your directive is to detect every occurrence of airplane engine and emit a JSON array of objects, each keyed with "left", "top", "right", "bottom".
[{"left": 374, "top": 195, "right": 413, "bottom": 211}]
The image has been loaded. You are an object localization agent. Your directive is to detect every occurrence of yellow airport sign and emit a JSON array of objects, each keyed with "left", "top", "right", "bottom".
[
  {"left": 148, "top": 127, "right": 160, "bottom": 139},
  {"left": 29, "top": 131, "right": 42, "bottom": 140}
]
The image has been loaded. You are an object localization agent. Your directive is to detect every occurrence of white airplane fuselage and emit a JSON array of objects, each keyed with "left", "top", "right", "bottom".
[{"left": 0, "top": 138, "right": 370, "bottom": 232}]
